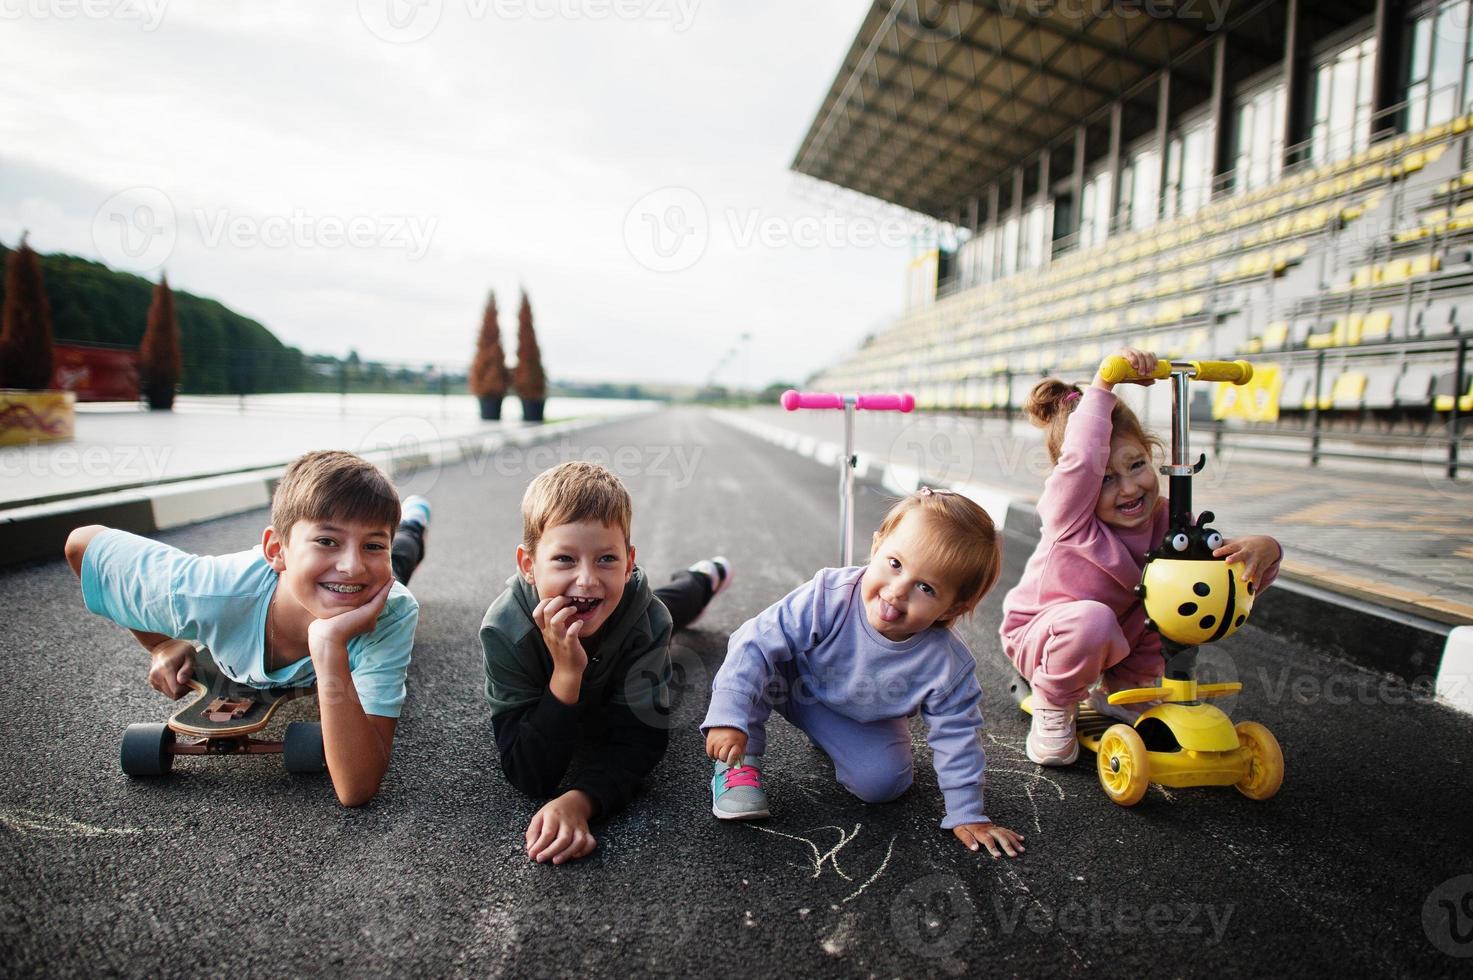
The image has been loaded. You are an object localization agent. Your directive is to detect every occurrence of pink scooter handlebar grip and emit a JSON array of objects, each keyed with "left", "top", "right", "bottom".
[
  {"left": 782, "top": 390, "right": 844, "bottom": 410},
  {"left": 781, "top": 390, "right": 916, "bottom": 412},
  {"left": 855, "top": 393, "right": 916, "bottom": 412}
]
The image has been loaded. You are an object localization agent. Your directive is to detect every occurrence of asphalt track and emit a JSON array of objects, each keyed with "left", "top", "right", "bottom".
[{"left": 1, "top": 408, "right": 1470, "bottom": 978}]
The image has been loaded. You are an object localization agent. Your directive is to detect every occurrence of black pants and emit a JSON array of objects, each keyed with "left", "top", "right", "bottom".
[
  {"left": 391, "top": 522, "right": 425, "bottom": 586},
  {"left": 491, "top": 565, "right": 715, "bottom": 816},
  {"left": 655, "top": 569, "right": 713, "bottom": 630}
]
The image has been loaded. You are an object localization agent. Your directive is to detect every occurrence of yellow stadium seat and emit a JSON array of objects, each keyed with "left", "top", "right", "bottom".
[
  {"left": 1306, "top": 323, "right": 1337, "bottom": 349},
  {"left": 1409, "top": 253, "right": 1442, "bottom": 277},
  {"left": 1263, "top": 322, "right": 1289, "bottom": 349},
  {"left": 1360, "top": 311, "right": 1392, "bottom": 343},
  {"left": 1330, "top": 372, "right": 1368, "bottom": 409}
]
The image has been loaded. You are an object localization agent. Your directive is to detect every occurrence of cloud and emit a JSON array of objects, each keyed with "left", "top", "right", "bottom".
[{"left": 0, "top": 0, "right": 922, "bottom": 386}]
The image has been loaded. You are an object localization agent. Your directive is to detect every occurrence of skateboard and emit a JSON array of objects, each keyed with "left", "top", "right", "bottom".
[{"left": 119, "top": 648, "right": 325, "bottom": 777}]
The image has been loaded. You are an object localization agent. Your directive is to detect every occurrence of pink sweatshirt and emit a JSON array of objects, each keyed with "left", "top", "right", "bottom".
[{"left": 1000, "top": 386, "right": 1278, "bottom": 654}]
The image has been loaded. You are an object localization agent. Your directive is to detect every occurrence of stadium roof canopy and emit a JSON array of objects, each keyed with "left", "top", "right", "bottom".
[{"left": 793, "top": 0, "right": 1380, "bottom": 222}]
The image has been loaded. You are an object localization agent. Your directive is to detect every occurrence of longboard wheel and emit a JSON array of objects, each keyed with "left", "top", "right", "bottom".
[
  {"left": 283, "top": 722, "right": 326, "bottom": 774},
  {"left": 120, "top": 723, "right": 175, "bottom": 777}
]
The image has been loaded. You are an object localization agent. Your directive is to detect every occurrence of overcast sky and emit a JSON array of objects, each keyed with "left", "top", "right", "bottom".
[{"left": 0, "top": 0, "right": 942, "bottom": 388}]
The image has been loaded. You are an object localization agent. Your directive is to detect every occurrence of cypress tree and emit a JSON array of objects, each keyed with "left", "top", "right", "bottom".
[
  {"left": 140, "top": 274, "right": 182, "bottom": 409},
  {"left": 513, "top": 290, "right": 546, "bottom": 420},
  {"left": 469, "top": 290, "right": 510, "bottom": 419},
  {"left": 0, "top": 233, "right": 55, "bottom": 390}
]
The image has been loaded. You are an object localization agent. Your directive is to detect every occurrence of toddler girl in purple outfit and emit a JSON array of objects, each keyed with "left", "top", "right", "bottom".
[{"left": 700, "top": 489, "right": 1025, "bottom": 858}]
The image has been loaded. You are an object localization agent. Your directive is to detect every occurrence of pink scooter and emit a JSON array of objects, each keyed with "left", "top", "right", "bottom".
[{"left": 781, "top": 389, "right": 916, "bottom": 566}]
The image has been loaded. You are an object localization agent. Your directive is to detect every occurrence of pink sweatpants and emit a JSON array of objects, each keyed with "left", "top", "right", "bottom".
[{"left": 1004, "top": 600, "right": 1162, "bottom": 706}]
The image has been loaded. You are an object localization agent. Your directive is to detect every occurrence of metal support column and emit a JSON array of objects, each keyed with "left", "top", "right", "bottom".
[
  {"left": 1281, "top": 0, "right": 1311, "bottom": 171},
  {"left": 1036, "top": 149, "right": 1051, "bottom": 266},
  {"left": 1107, "top": 101, "right": 1123, "bottom": 237},
  {"left": 1070, "top": 124, "right": 1087, "bottom": 243},
  {"left": 987, "top": 182, "right": 1002, "bottom": 281},
  {"left": 1370, "top": 0, "right": 1406, "bottom": 141},
  {"left": 1210, "top": 32, "right": 1233, "bottom": 198},
  {"left": 1155, "top": 70, "right": 1172, "bottom": 222}
]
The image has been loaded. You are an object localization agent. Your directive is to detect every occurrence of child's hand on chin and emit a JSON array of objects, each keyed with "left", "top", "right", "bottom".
[
  {"left": 953, "top": 821, "right": 1026, "bottom": 859},
  {"left": 308, "top": 581, "right": 392, "bottom": 652},
  {"left": 526, "top": 790, "right": 597, "bottom": 865}
]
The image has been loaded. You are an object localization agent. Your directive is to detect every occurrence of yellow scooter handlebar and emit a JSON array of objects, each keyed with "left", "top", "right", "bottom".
[{"left": 1098, "top": 356, "right": 1254, "bottom": 386}]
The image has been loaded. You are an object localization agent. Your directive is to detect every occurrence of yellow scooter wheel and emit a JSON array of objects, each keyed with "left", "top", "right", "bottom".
[
  {"left": 1233, "top": 721, "right": 1285, "bottom": 801},
  {"left": 1097, "top": 724, "right": 1150, "bottom": 806}
]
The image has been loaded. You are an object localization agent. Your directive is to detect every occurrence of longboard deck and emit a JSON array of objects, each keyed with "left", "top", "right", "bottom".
[
  {"left": 167, "top": 649, "right": 315, "bottom": 739},
  {"left": 1019, "top": 694, "right": 1116, "bottom": 754}
]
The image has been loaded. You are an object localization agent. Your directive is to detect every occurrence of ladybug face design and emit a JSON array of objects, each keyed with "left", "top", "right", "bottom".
[
  {"left": 1139, "top": 512, "right": 1255, "bottom": 645},
  {"left": 1158, "top": 511, "right": 1225, "bottom": 560}
]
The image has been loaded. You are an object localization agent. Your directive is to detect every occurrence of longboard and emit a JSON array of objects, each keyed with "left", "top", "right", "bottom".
[
  {"left": 167, "top": 647, "right": 313, "bottom": 738},
  {"left": 120, "top": 648, "right": 324, "bottom": 776}
]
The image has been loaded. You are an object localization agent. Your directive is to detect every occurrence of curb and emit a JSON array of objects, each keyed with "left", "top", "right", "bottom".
[
  {"left": 0, "top": 413, "right": 644, "bottom": 569},
  {"left": 712, "top": 409, "right": 1470, "bottom": 714}
]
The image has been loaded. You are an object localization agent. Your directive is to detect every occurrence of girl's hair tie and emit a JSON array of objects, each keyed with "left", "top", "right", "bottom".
[
  {"left": 1064, "top": 390, "right": 1082, "bottom": 404},
  {"left": 919, "top": 486, "right": 933, "bottom": 497}
]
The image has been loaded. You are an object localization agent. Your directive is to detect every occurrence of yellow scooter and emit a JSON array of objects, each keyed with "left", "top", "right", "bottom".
[{"left": 1014, "top": 357, "right": 1285, "bottom": 806}]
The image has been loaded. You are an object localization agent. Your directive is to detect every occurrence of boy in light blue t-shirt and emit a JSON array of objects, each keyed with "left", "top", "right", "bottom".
[{"left": 65, "top": 450, "right": 430, "bottom": 807}]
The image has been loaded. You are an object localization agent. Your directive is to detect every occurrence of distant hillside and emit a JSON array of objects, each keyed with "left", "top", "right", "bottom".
[{"left": 0, "top": 243, "right": 309, "bottom": 394}]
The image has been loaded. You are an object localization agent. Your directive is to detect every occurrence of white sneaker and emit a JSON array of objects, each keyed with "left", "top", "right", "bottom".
[
  {"left": 1026, "top": 700, "right": 1079, "bottom": 766},
  {"left": 1086, "top": 687, "right": 1159, "bottom": 725},
  {"left": 688, "top": 556, "right": 732, "bottom": 598}
]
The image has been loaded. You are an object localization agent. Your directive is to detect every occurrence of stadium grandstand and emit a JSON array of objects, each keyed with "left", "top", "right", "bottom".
[{"left": 796, "top": 0, "right": 1473, "bottom": 473}]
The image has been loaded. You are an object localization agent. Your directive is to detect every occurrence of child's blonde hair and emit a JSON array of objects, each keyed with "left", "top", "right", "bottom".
[
  {"left": 1025, "top": 378, "right": 1164, "bottom": 466},
  {"left": 521, "top": 461, "right": 632, "bottom": 556},
  {"left": 271, "top": 450, "right": 400, "bottom": 541},
  {"left": 874, "top": 489, "right": 1001, "bottom": 627}
]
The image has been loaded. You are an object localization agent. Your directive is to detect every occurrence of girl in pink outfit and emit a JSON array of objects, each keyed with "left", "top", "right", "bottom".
[{"left": 1000, "top": 348, "right": 1282, "bottom": 766}]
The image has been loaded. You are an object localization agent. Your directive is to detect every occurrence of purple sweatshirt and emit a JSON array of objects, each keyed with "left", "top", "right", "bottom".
[
  {"left": 1001, "top": 385, "right": 1279, "bottom": 648},
  {"left": 702, "top": 566, "right": 989, "bottom": 828}
]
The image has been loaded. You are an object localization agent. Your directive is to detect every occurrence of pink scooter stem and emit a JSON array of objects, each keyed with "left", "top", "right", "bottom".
[{"left": 779, "top": 389, "right": 916, "bottom": 565}]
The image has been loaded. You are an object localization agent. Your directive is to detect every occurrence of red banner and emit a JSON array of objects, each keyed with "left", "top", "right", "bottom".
[{"left": 51, "top": 343, "right": 140, "bottom": 402}]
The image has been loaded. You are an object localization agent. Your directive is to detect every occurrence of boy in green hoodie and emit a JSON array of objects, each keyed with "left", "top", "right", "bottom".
[{"left": 480, "top": 461, "right": 730, "bottom": 865}]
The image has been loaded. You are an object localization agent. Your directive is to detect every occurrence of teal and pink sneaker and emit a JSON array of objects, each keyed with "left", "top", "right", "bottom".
[{"left": 711, "top": 755, "right": 769, "bottom": 820}]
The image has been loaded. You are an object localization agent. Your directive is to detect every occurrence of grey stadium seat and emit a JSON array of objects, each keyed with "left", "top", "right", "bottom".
[
  {"left": 1280, "top": 369, "right": 1315, "bottom": 411},
  {"left": 1362, "top": 365, "right": 1400, "bottom": 409},
  {"left": 1395, "top": 365, "right": 1436, "bottom": 406}
]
